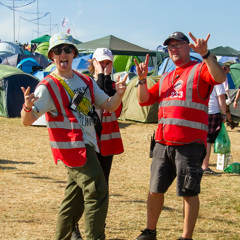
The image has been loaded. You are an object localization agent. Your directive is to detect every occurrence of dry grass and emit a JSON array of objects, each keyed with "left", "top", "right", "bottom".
[{"left": 0, "top": 117, "right": 239, "bottom": 240}]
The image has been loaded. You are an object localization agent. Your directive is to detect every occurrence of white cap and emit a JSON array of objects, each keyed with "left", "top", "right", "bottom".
[{"left": 92, "top": 48, "right": 113, "bottom": 62}]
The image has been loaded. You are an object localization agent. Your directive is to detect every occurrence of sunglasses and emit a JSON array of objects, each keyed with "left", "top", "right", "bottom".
[
  {"left": 52, "top": 45, "right": 74, "bottom": 55},
  {"left": 167, "top": 42, "right": 188, "bottom": 51}
]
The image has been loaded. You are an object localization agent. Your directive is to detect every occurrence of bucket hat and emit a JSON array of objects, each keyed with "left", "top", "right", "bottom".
[{"left": 48, "top": 32, "right": 78, "bottom": 60}]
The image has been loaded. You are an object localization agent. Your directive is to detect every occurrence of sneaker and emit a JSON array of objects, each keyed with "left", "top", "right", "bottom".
[
  {"left": 135, "top": 229, "right": 157, "bottom": 240},
  {"left": 71, "top": 224, "right": 83, "bottom": 240},
  {"left": 229, "top": 121, "right": 239, "bottom": 130},
  {"left": 203, "top": 167, "right": 218, "bottom": 175}
]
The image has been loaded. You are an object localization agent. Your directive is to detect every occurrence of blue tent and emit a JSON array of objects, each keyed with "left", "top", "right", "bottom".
[
  {"left": 72, "top": 54, "right": 92, "bottom": 70},
  {"left": 16, "top": 58, "right": 41, "bottom": 74}
]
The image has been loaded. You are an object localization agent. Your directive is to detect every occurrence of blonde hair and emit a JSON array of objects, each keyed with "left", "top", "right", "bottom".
[{"left": 88, "top": 59, "right": 95, "bottom": 75}]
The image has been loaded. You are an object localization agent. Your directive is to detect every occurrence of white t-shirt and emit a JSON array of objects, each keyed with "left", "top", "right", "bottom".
[
  {"left": 208, "top": 83, "right": 226, "bottom": 114},
  {"left": 32, "top": 72, "right": 109, "bottom": 152}
]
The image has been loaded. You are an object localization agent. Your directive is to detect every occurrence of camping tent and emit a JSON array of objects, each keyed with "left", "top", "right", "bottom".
[
  {"left": 31, "top": 34, "right": 82, "bottom": 45},
  {"left": 1, "top": 53, "right": 49, "bottom": 69},
  {"left": 35, "top": 42, "right": 49, "bottom": 58},
  {"left": 209, "top": 46, "right": 240, "bottom": 57},
  {"left": 76, "top": 35, "right": 156, "bottom": 56},
  {"left": 229, "top": 63, "right": 240, "bottom": 88},
  {"left": 0, "top": 41, "right": 24, "bottom": 62},
  {"left": 16, "top": 58, "right": 41, "bottom": 74},
  {"left": 31, "top": 34, "right": 51, "bottom": 44},
  {"left": 0, "top": 65, "right": 39, "bottom": 117},
  {"left": 76, "top": 35, "right": 159, "bottom": 74},
  {"left": 119, "top": 76, "right": 158, "bottom": 123}
]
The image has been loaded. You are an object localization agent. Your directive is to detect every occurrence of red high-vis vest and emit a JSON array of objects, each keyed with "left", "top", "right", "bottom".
[
  {"left": 40, "top": 71, "right": 94, "bottom": 167},
  {"left": 155, "top": 62, "right": 211, "bottom": 148},
  {"left": 100, "top": 103, "right": 124, "bottom": 156}
]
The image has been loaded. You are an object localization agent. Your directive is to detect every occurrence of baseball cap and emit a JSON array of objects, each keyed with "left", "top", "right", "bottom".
[
  {"left": 163, "top": 31, "right": 190, "bottom": 46},
  {"left": 48, "top": 32, "right": 78, "bottom": 60},
  {"left": 92, "top": 48, "right": 113, "bottom": 62}
]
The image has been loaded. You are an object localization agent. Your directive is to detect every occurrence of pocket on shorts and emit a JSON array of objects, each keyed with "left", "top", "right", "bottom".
[{"left": 182, "top": 166, "right": 203, "bottom": 194}]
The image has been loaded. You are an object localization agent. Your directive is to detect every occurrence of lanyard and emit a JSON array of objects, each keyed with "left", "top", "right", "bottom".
[{"left": 51, "top": 72, "right": 91, "bottom": 116}]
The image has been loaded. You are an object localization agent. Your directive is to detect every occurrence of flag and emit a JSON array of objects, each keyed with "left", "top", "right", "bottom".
[
  {"left": 61, "top": 17, "right": 69, "bottom": 27},
  {"left": 67, "top": 28, "right": 71, "bottom": 34}
]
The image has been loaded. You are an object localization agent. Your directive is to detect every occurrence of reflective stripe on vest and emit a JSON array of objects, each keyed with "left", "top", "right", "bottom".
[{"left": 100, "top": 111, "right": 124, "bottom": 156}]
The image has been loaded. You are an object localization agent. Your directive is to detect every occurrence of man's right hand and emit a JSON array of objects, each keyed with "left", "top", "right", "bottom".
[{"left": 21, "top": 86, "right": 38, "bottom": 108}]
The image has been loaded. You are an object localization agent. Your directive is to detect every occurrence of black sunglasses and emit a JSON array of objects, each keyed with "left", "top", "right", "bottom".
[{"left": 52, "top": 45, "right": 74, "bottom": 55}]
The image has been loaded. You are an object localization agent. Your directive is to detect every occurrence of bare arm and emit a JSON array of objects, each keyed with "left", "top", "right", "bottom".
[
  {"left": 100, "top": 74, "right": 127, "bottom": 112},
  {"left": 21, "top": 87, "right": 38, "bottom": 126},
  {"left": 233, "top": 89, "right": 240, "bottom": 109},
  {"left": 218, "top": 94, "right": 227, "bottom": 122},
  {"left": 189, "top": 32, "right": 226, "bottom": 83}
]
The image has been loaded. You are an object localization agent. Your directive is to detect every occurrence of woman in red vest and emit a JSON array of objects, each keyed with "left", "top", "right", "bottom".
[{"left": 88, "top": 48, "right": 124, "bottom": 185}]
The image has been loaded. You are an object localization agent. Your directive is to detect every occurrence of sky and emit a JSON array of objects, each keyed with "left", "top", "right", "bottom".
[{"left": 0, "top": 0, "right": 240, "bottom": 52}]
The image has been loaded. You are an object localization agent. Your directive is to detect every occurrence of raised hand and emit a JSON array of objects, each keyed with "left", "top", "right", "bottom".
[
  {"left": 188, "top": 32, "right": 210, "bottom": 56},
  {"left": 104, "top": 61, "right": 113, "bottom": 76},
  {"left": 21, "top": 86, "right": 38, "bottom": 108},
  {"left": 115, "top": 74, "right": 128, "bottom": 97},
  {"left": 93, "top": 59, "right": 104, "bottom": 74},
  {"left": 134, "top": 54, "right": 149, "bottom": 79}
]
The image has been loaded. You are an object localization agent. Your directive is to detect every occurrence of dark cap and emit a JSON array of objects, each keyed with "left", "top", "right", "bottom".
[{"left": 163, "top": 31, "right": 190, "bottom": 46}]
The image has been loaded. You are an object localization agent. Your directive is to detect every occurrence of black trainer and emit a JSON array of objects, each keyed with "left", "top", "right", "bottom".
[{"left": 135, "top": 229, "right": 157, "bottom": 240}]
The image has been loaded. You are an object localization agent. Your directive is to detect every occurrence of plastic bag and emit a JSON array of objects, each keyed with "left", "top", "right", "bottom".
[{"left": 214, "top": 123, "right": 231, "bottom": 154}]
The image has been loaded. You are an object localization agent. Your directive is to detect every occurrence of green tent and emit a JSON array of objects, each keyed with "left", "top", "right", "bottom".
[
  {"left": 35, "top": 42, "right": 49, "bottom": 58},
  {"left": 76, "top": 35, "right": 156, "bottom": 56},
  {"left": 76, "top": 35, "right": 161, "bottom": 74},
  {"left": 31, "top": 35, "right": 51, "bottom": 44},
  {"left": 230, "top": 63, "right": 240, "bottom": 88},
  {"left": 209, "top": 46, "right": 240, "bottom": 57},
  {"left": 0, "top": 65, "right": 39, "bottom": 117},
  {"left": 119, "top": 76, "right": 158, "bottom": 123}
]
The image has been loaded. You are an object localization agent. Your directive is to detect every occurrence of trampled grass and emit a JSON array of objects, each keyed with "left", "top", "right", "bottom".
[{"left": 0, "top": 117, "right": 239, "bottom": 240}]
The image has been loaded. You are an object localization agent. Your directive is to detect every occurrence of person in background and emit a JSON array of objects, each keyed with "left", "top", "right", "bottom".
[
  {"left": 20, "top": 32, "right": 127, "bottom": 240},
  {"left": 134, "top": 31, "right": 226, "bottom": 240},
  {"left": 222, "top": 63, "right": 239, "bottom": 129},
  {"left": 233, "top": 85, "right": 240, "bottom": 109},
  {"left": 72, "top": 48, "right": 125, "bottom": 240},
  {"left": 202, "top": 83, "right": 227, "bottom": 174},
  {"left": 89, "top": 47, "right": 124, "bottom": 183}
]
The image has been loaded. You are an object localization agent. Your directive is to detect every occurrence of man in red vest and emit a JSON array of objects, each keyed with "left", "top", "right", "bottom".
[
  {"left": 20, "top": 32, "right": 127, "bottom": 240},
  {"left": 134, "top": 32, "right": 226, "bottom": 240}
]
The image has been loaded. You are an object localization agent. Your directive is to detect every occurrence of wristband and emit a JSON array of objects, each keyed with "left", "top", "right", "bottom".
[
  {"left": 202, "top": 51, "right": 210, "bottom": 59},
  {"left": 23, "top": 103, "right": 32, "bottom": 112},
  {"left": 138, "top": 76, "right": 147, "bottom": 81},
  {"left": 135, "top": 78, "right": 146, "bottom": 87}
]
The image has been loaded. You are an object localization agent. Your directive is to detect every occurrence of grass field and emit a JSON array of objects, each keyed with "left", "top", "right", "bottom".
[{"left": 0, "top": 117, "right": 239, "bottom": 240}]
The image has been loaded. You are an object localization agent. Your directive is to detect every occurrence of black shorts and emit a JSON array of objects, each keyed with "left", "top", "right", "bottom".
[{"left": 150, "top": 143, "right": 206, "bottom": 197}]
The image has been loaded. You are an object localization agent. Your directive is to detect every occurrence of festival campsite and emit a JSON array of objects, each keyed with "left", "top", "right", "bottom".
[{"left": 0, "top": 33, "right": 240, "bottom": 240}]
